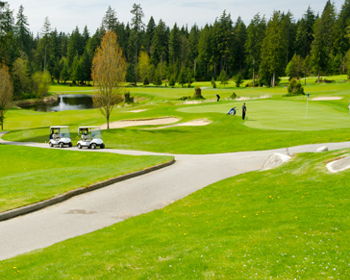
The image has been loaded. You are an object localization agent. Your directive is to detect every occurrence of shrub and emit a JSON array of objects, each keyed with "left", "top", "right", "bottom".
[
  {"left": 235, "top": 74, "right": 243, "bottom": 87},
  {"left": 169, "top": 76, "right": 176, "bottom": 87},
  {"left": 211, "top": 77, "right": 217, "bottom": 88},
  {"left": 153, "top": 74, "right": 162, "bottom": 86},
  {"left": 124, "top": 92, "right": 134, "bottom": 103},
  {"left": 218, "top": 70, "right": 229, "bottom": 85},
  {"left": 193, "top": 87, "right": 205, "bottom": 99},
  {"left": 178, "top": 96, "right": 191, "bottom": 101},
  {"left": 230, "top": 92, "right": 237, "bottom": 99},
  {"left": 143, "top": 77, "right": 149, "bottom": 85},
  {"left": 286, "top": 78, "right": 305, "bottom": 96},
  {"left": 316, "top": 78, "right": 335, "bottom": 83}
]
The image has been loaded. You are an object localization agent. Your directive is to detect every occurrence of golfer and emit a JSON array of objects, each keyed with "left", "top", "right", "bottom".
[
  {"left": 216, "top": 94, "right": 221, "bottom": 102},
  {"left": 242, "top": 103, "right": 247, "bottom": 120}
]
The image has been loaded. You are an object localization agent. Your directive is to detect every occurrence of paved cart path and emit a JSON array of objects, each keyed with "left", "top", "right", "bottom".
[{"left": 1, "top": 135, "right": 350, "bottom": 260}]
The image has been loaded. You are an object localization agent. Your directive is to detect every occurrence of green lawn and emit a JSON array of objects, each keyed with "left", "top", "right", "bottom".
[
  {"left": 0, "top": 145, "right": 172, "bottom": 212},
  {"left": 48, "top": 75, "right": 350, "bottom": 101},
  {"left": 4, "top": 100, "right": 350, "bottom": 153},
  {"left": 1, "top": 150, "right": 349, "bottom": 279},
  {"left": 178, "top": 99, "right": 350, "bottom": 131},
  {"left": 4, "top": 75, "right": 350, "bottom": 153}
]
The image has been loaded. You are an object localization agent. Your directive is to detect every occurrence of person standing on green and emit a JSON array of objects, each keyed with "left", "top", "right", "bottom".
[{"left": 242, "top": 103, "right": 247, "bottom": 120}]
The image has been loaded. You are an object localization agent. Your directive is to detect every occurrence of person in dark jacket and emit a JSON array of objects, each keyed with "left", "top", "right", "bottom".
[
  {"left": 216, "top": 94, "right": 221, "bottom": 102},
  {"left": 242, "top": 103, "right": 247, "bottom": 120}
]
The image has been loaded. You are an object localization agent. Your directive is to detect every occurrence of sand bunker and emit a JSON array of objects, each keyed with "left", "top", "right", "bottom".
[
  {"left": 183, "top": 100, "right": 203, "bottom": 105},
  {"left": 312, "top": 96, "right": 343, "bottom": 101},
  {"left": 326, "top": 156, "right": 350, "bottom": 173},
  {"left": 128, "top": 109, "right": 148, "bottom": 113},
  {"left": 150, "top": 119, "right": 212, "bottom": 130},
  {"left": 101, "top": 117, "right": 179, "bottom": 130},
  {"left": 235, "top": 95, "right": 271, "bottom": 101}
]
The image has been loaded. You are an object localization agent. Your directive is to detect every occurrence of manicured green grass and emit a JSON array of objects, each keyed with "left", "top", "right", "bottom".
[
  {"left": 0, "top": 145, "right": 172, "bottom": 212},
  {"left": 49, "top": 75, "right": 350, "bottom": 101},
  {"left": 4, "top": 76, "right": 350, "bottom": 153},
  {"left": 49, "top": 85, "right": 97, "bottom": 93},
  {"left": 178, "top": 99, "right": 350, "bottom": 131},
  {"left": 4, "top": 100, "right": 350, "bottom": 154},
  {"left": 1, "top": 151, "right": 349, "bottom": 279}
]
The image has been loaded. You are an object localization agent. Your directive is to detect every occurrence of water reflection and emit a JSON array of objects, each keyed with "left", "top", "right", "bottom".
[{"left": 20, "top": 94, "right": 94, "bottom": 112}]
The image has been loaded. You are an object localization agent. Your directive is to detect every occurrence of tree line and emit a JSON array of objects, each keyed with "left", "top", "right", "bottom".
[{"left": 1, "top": 0, "right": 350, "bottom": 100}]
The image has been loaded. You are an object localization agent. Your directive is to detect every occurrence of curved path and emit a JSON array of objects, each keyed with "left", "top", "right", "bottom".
[{"left": 1, "top": 135, "right": 350, "bottom": 260}]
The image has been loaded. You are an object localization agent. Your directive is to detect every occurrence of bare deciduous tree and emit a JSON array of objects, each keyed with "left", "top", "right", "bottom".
[
  {"left": 0, "top": 64, "right": 13, "bottom": 130},
  {"left": 92, "top": 31, "right": 126, "bottom": 129}
]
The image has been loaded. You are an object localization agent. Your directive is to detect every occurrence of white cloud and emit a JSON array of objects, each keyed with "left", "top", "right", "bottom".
[{"left": 7, "top": 0, "right": 344, "bottom": 34}]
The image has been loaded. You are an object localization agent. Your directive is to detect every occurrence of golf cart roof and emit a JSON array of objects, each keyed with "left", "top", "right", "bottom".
[
  {"left": 79, "top": 126, "right": 100, "bottom": 129},
  {"left": 50, "top": 126, "right": 69, "bottom": 129}
]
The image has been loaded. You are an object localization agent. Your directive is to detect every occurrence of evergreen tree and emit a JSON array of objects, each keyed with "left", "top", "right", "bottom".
[
  {"left": 15, "top": 5, "right": 32, "bottom": 57},
  {"left": 150, "top": 20, "right": 168, "bottom": 66},
  {"left": 286, "top": 54, "right": 305, "bottom": 79},
  {"left": 70, "top": 55, "right": 82, "bottom": 84},
  {"left": 67, "top": 27, "right": 84, "bottom": 68},
  {"left": 197, "top": 25, "right": 215, "bottom": 80},
  {"left": 310, "top": 1, "right": 337, "bottom": 81},
  {"left": 335, "top": 0, "right": 350, "bottom": 55},
  {"left": 282, "top": 12, "right": 297, "bottom": 66},
  {"left": 233, "top": 17, "right": 247, "bottom": 73},
  {"left": 127, "top": 4, "right": 145, "bottom": 84},
  {"left": 188, "top": 25, "right": 200, "bottom": 78},
  {"left": 260, "top": 11, "right": 289, "bottom": 87},
  {"left": 245, "top": 14, "right": 266, "bottom": 86},
  {"left": 102, "top": 6, "right": 118, "bottom": 31},
  {"left": 0, "top": 2, "right": 17, "bottom": 65},
  {"left": 80, "top": 50, "right": 91, "bottom": 84},
  {"left": 218, "top": 69, "right": 229, "bottom": 85},
  {"left": 212, "top": 11, "right": 235, "bottom": 76},
  {"left": 178, "top": 66, "right": 187, "bottom": 87},
  {"left": 295, "top": 7, "right": 315, "bottom": 57},
  {"left": 130, "top": 3, "right": 145, "bottom": 32},
  {"left": 169, "top": 24, "right": 181, "bottom": 70},
  {"left": 82, "top": 26, "right": 90, "bottom": 46},
  {"left": 41, "top": 17, "right": 51, "bottom": 71},
  {"left": 145, "top": 17, "right": 156, "bottom": 53},
  {"left": 59, "top": 57, "right": 70, "bottom": 83}
]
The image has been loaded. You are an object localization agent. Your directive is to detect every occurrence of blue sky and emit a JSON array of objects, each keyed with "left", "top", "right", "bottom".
[{"left": 8, "top": 0, "right": 344, "bottom": 34}]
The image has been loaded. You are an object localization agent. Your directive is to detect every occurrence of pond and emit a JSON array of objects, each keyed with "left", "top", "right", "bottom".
[{"left": 20, "top": 94, "right": 94, "bottom": 112}]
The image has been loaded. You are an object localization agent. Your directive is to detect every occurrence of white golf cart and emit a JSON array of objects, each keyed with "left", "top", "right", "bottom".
[
  {"left": 77, "top": 126, "right": 105, "bottom": 149},
  {"left": 49, "top": 126, "right": 72, "bottom": 148}
]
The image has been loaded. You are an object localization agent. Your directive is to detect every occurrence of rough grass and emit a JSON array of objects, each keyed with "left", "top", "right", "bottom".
[
  {"left": 1, "top": 150, "right": 349, "bottom": 279},
  {"left": 0, "top": 145, "right": 172, "bottom": 212}
]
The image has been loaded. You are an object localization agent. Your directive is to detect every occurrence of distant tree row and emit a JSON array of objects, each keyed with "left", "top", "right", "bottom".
[{"left": 2, "top": 0, "right": 350, "bottom": 100}]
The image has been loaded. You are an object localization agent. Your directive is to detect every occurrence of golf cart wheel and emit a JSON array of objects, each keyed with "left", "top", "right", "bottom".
[
  {"left": 49, "top": 143, "right": 53, "bottom": 148},
  {"left": 90, "top": 143, "right": 97, "bottom": 150},
  {"left": 77, "top": 143, "right": 82, "bottom": 149},
  {"left": 59, "top": 142, "right": 64, "bottom": 148},
  {"left": 100, "top": 144, "right": 105, "bottom": 149},
  {"left": 69, "top": 143, "right": 72, "bottom": 148}
]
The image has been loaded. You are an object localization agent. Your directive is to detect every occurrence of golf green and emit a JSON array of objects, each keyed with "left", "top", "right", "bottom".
[{"left": 178, "top": 100, "right": 350, "bottom": 131}]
